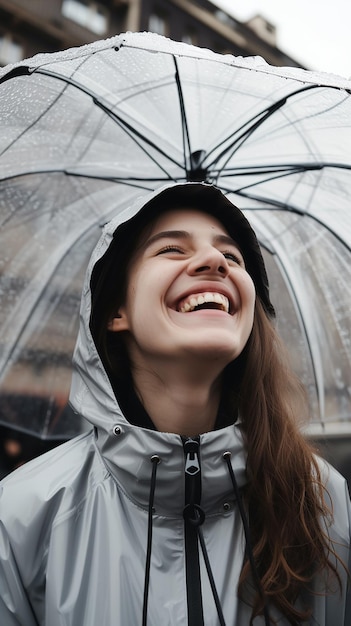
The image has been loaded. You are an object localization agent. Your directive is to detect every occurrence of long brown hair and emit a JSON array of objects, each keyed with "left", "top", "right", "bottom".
[{"left": 236, "top": 298, "right": 344, "bottom": 624}]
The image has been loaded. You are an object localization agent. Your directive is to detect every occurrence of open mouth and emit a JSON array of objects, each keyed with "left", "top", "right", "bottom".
[{"left": 177, "top": 292, "right": 230, "bottom": 314}]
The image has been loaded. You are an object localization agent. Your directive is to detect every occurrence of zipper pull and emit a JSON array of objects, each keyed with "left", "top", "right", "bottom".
[
  {"left": 183, "top": 437, "right": 204, "bottom": 526},
  {"left": 184, "top": 438, "right": 200, "bottom": 475}
]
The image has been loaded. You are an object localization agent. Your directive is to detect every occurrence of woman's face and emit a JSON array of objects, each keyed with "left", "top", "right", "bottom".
[{"left": 109, "top": 208, "right": 256, "bottom": 371}]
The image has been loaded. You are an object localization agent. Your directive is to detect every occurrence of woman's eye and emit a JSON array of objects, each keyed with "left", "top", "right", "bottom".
[
  {"left": 223, "top": 251, "right": 243, "bottom": 265},
  {"left": 156, "top": 245, "right": 184, "bottom": 255}
]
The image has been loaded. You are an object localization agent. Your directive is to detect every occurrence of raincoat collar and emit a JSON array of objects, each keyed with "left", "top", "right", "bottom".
[
  {"left": 69, "top": 180, "right": 271, "bottom": 436},
  {"left": 94, "top": 419, "right": 247, "bottom": 517}
]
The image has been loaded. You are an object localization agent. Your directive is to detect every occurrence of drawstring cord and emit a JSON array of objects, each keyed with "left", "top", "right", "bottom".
[
  {"left": 198, "top": 525, "right": 226, "bottom": 626},
  {"left": 142, "top": 454, "right": 160, "bottom": 626},
  {"left": 223, "top": 451, "right": 271, "bottom": 626},
  {"left": 183, "top": 503, "right": 227, "bottom": 626},
  {"left": 142, "top": 451, "right": 271, "bottom": 626}
]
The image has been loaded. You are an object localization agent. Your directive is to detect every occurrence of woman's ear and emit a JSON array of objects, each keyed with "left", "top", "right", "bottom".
[{"left": 107, "top": 310, "right": 129, "bottom": 332}]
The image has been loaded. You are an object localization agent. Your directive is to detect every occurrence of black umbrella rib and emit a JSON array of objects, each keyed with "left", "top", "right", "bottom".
[
  {"left": 172, "top": 56, "right": 192, "bottom": 176},
  {"left": 0, "top": 72, "right": 72, "bottom": 159},
  {"left": 205, "top": 95, "right": 291, "bottom": 164},
  {"left": 210, "top": 164, "right": 311, "bottom": 180},
  {"left": 1, "top": 63, "right": 181, "bottom": 176},
  {"left": 210, "top": 98, "right": 288, "bottom": 177},
  {"left": 228, "top": 189, "right": 351, "bottom": 252},
  {"left": 214, "top": 162, "right": 351, "bottom": 175},
  {"left": 216, "top": 162, "right": 351, "bottom": 199},
  {"left": 28, "top": 67, "right": 183, "bottom": 178},
  {"left": 205, "top": 84, "right": 327, "bottom": 172},
  {"left": 0, "top": 174, "right": 163, "bottom": 234},
  {"left": 0, "top": 169, "right": 172, "bottom": 193},
  {"left": 0, "top": 170, "right": 52, "bottom": 230},
  {"left": 64, "top": 170, "right": 188, "bottom": 189},
  {"left": 91, "top": 98, "right": 180, "bottom": 178},
  {"left": 0, "top": 65, "right": 32, "bottom": 84},
  {"left": 272, "top": 256, "right": 323, "bottom": 418}
]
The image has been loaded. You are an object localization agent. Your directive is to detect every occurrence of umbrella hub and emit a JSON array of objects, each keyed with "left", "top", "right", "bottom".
[{"left": 187, "top": 150, "right": 209, "bottom": 182}]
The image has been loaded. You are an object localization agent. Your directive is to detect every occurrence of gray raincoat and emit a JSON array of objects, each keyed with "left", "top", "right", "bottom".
[{"left": 1, "top": 185, "right": 351, "bottom": 625}]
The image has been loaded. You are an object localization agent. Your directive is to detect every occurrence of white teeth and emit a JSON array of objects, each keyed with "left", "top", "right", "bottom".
[{"left": 179, "top": 292, "right": 230, "bottom": 313}]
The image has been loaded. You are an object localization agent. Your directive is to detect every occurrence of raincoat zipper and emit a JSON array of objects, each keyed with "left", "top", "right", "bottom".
[{"left": 183, "top": 436, "right": 204, "bottom": 626}]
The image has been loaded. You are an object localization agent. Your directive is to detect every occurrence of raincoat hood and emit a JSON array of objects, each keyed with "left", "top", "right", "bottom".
[
  {"left": 69, "top": 181, "right": 273, "bottom": 435},
  {"left": 67, "top": 182, "right": 274, "bottom": 516},
  {"left": 68, "top": 182, "right": 252, "bottom": 514}
]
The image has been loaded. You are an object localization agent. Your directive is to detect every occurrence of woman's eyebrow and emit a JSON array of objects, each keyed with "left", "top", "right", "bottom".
[
  {"left": 213, "top": 234, "right": 241, "bottom": 249},
  {"left": 144, "top": 230, "right": 190, "bottom": 249},
  {"left": 143, "top": 230, "right": 241, "bottom": 251}
]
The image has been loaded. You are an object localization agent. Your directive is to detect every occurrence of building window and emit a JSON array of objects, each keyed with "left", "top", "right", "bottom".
[
  {"left": 149, "top": 11, "right": 168, "bottom": 36},
  {"left": 182, "top": 28, "right": 197, "bottom": 46},
  {"left": 0, "top": 34, "right": 23, "bottom": 66},
  {"left": 214, "top": 9, "right": 236, "bottom": 29},
  {"left": 61, "top": 0, "right": 108, "bottom": 35}
]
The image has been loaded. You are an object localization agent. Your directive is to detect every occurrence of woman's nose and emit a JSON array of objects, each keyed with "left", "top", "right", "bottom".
[{"left": 187, "top": 246, "right": 229, "bottom": 276}]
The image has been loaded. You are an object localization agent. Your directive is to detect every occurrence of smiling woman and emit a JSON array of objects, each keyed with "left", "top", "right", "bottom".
[
  {"left": 106, "top": 207, "right": 256, "bottom": 436},
  {"left": 0, "top": 183, "right": 350, "bottom": 626}
]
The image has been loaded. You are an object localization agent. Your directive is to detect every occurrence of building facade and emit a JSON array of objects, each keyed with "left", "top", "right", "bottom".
[
  {"left": 0, "top": 0, "right": 304, "bottom": 68},
  {"left": 0, "top": 0, "right": 311, "bottom": 476}
]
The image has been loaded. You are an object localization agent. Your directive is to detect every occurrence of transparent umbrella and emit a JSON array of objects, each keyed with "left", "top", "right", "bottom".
[{"left": 0, "top": 32, "right": 350, "bottom": 438}]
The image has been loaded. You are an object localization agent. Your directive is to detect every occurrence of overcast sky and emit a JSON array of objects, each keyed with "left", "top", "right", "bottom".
[{"left": 214, "top": 0, "right": 351, "bottom": 79}]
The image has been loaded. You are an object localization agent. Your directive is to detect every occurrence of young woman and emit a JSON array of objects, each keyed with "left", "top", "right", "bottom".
[{"left": 0, "top": 183, "right": 350, "bottom": 625}]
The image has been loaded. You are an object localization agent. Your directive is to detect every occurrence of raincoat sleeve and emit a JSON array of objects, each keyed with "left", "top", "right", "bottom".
[
  {"left": 0, "top": 479, "right": 41, "bottom": 626},
  {"left": 324, "top": 463, "right": 351, "bottom": 625},
  {"left": 0, "top": 526, "right": 39, "bottom": 625},
  {"left": 344, "top": 484, "right": 351, "bottom": 624}
]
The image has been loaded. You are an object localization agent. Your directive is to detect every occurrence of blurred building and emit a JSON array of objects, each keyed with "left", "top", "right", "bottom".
[
  {"left": 1, "top": 4, "right": 350, "bottom": 492},
  {"left": 0, "top": 0, "right": 316, "bottom": 481},
  {"left": 0, "top": 0, "right": 305, "bottom": 68}
]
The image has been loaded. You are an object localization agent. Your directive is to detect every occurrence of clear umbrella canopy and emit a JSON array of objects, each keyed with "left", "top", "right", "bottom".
[{"left": 0, "top": 32, "right": 350, "bottom": 438}]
